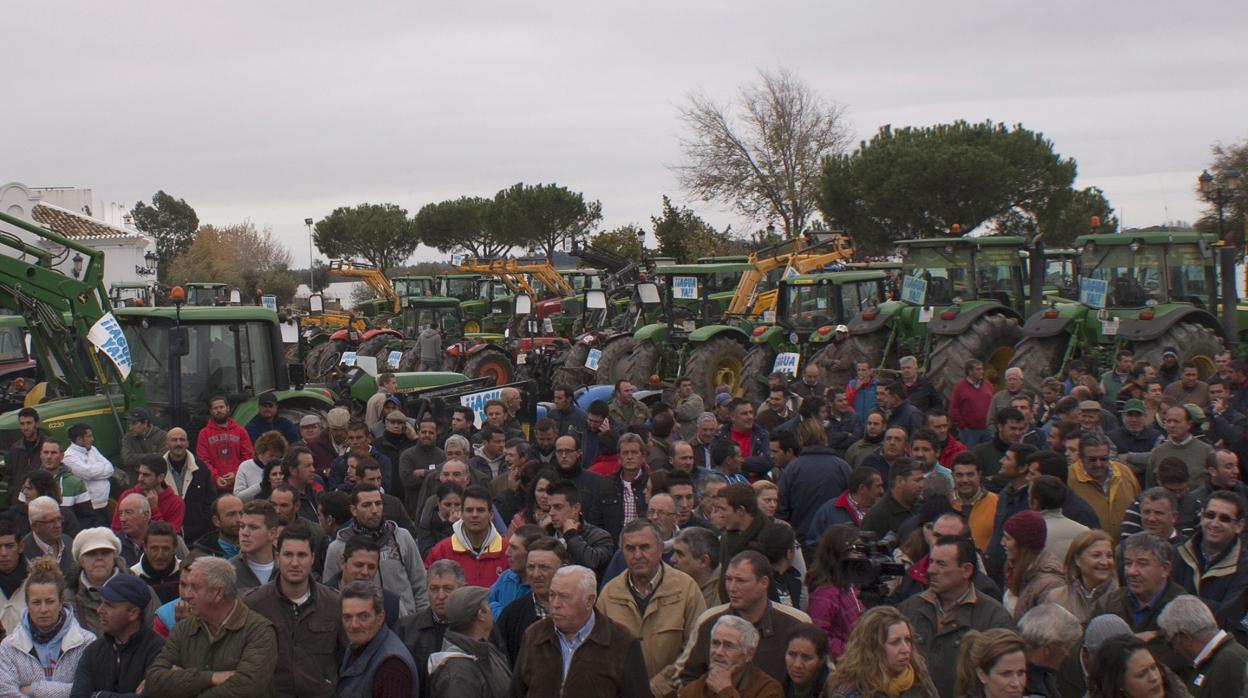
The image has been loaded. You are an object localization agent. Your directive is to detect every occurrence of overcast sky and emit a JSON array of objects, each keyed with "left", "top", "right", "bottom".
[{"left": 4, "top": 1, "right": 1244, "bottom": 267}]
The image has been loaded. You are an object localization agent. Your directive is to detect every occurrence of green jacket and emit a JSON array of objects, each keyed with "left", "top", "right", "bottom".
[
  {"left": 897, "top": 586, "right": 1016, "bottom": 698},
  {"left": 860, "top": 492, "right": 913, "bottom": 539},
  {"left": 609, "top": 398, "right": 651, "bottom": 430},
  {"left": 145, "top": 599, "right": 278, "bottom": 697},
  {"left": 121, "top": 424, "right": 169, "bottom": 472},
  {"left": 1188, "top": 632, "right": 1248, "bottom": 698}
]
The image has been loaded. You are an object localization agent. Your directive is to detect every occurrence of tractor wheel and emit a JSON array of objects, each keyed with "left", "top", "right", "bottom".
[
  {"left": 463, "top": 349, "right": 514, "bottom": 386},
  {"left": 685, "top": 337, "right": 748, "bottom": 400},
  {"left": 815, "top": 333, "right": 885, "bottom": 391},
  {"left": 740, "top": 346, "right": 776, "bottom": 405},
  {"left": 1008, "top": 335, "right": 1070, "bottom": 392},
  {"left": 551, "top": 344, "right": 591, "bottom": 389},
  {"left": 356, "top": 336, "right": 393, "bottom": 367},
  {"left": 596, "top": 337, "right": 638, "bottom": 386},
  {"left": 397, "top": 346, "right": 419, "bottom": 372},
  {"left": 463, "top": 318, "right": 482, "bottom": 334},
  {"left": 927, "top": 314, "right": 1022, "bottom": 394},
  {"left": 306, "top": 340, "right": 347, "bottom": 382},
  {"left": 1134, "top": 322, "right": 1225, "bottom": 379},
  {"left": 621, "top": 340, "right": 661, "bottom": 388}
]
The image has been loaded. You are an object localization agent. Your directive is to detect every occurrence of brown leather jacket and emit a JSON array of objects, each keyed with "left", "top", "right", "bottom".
[{"left": 510, "top": 610, "right": 651, "bottom": 698}]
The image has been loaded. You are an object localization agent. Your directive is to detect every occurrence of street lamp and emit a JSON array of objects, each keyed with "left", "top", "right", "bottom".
[
  {"left": 1198, "top": 169, "right": 1242, "bottom": 346},
  {"left": 635, "top": 227, "right": 646, "bottom": 253},
  {"left": 71, "top": 253, "right": 83, "bottom": 279},
  {"left": 135, "top": 250, "right": 158, "bottom": 276},
  {"left": 305, "top": 218, "right": 316, "bottom": 294}
]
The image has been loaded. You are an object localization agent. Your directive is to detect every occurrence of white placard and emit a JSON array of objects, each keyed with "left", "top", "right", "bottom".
[
  {"left": 672, "top": 276, "right": 699, "bottom": 300},
  {"left": 261, "top": 295, "right": 278, "bottom": 312},
  {"left": 460, "top": 388, "right": 503, "bottom": 427},
  {"left": 542, "top": 318, "right": 554, "bottom": 334},
  {"left": 340, "top": 351, "right": 358, "bottom": 367},
  {"left": 772, "top": 352, "right": 801, "bottom": 376},
  {"left": 762, "top": 311, "right": 776, "bottom": 324},
  {"left": 901, "top": 275, "right": 927, "bottom": 305},
  {"left": 1102, "top": 318, "right": 1120, "bottom": 336},
  {"left": 918, "top": 307, "right": 934, "bottom": 323},
  {"left": 387, "top": 351, "right": 403, "bottom": 369},
  {"left": 86, "top": 312, "right": 132, "bottom": 380},
  {"left": 280, "top": 319, "right": 299, "bottom": 344},
  {"left": 584, "top": 348, "right": 602, "bottom": 372}
]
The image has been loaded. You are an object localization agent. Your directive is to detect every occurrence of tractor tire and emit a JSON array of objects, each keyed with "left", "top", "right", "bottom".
[
  {"left": 463, "top": 348, "right": 514, "bottom": 386},
  {"left": 356, "top": 336, "right": 393, "bottom": 368},
  {"left": 596, "top": 337, "right": 638, "bottom": 386},
  {"left": 927, "top": 314, "right": 1022, "bottom": 394},
  {"left": 621, "top": 340, "right": 661, "bottom": 388},
  {"left": 741, "top": 346, "right": 776, "bottom": 405},
  {"left": 1008, "top": 335, "right": 1070, "bottom": 392},
  {"left": 1133, "top": 321, "right": 1225, "bottom": 379},
  {"left": 306, "top": 339, "right": 347, "bottom": 382},
  {"left": 551, "top": 344, "right": 591, "bottom": 390},
  {"left": 685, "top": 336, "right": 748, "bottom": 400}
]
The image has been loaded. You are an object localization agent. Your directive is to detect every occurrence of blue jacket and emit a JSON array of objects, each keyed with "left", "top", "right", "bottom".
[
  {"left": 776, "top": 445, "right": 852, "bottom": 543},
  {"left": 337, "top": 624, "right": 419, "bottom": 698},
  {"left": 488, "top": 569, "right": 531, "bottom": 619},
  {"left": 245, "top": 414, "right": 299, "bottom": 446}
]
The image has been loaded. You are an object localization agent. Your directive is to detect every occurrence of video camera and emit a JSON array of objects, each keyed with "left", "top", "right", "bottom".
[{"left": 839, "top": 531, "right": 906, "bottom": 603}]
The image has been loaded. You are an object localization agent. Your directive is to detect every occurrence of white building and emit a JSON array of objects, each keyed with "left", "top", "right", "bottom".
[{"left": 0, "top": 182, "right": 156, "bottom": 293}]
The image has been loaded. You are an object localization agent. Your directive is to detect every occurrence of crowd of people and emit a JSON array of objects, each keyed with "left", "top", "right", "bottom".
[{"left": 2, "top": 347, "right": 1248, "bottom": 697}]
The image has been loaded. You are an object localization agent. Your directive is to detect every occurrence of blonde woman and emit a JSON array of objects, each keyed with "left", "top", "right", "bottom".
[
  {"left": 753, "top": 480, "right": 780, "bottom": 519},
  {"left": 1045, "top": 529, "right": 1118, "bottom": 623},
  {"left": 827, "top": 606, "right": 938, "bottom": 698},
  {"left": 0, "top": 557, "right": 94, "bottom": 694}
]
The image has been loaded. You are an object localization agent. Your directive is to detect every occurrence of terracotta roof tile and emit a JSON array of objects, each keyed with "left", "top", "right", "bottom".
[{"left": 31, "top": 202, "right": 143, "bottom": 240}]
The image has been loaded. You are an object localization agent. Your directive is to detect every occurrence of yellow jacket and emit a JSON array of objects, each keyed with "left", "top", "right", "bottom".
[{"left": 1067, "top": 460, "right": 1140, "bottom": 540}]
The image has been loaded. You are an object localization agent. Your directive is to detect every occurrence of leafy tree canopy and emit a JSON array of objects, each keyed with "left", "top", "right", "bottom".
[
  {"left": 130, "top": 191, "right": 198, "bottom": 282},
  {"left": 166, "top": 221, "right": 295, "bottom": 301},
  {"left": 590, "top": 224, "right": 646, "bottom": 262},
  {"left": 313, "top": 203, "right": 418, "bottom": 273},
  {"left": 1195, "top": 139, "right": 1247, "bottom": 239},
  {"left": 818, "top": 120, "right": 1100, "bottom": 253},
  {"left": 414, "top": 196, "right": 519, "bottom": 259},
  {"left": 493, "top": 182, "right": 602, "bottom": 260},
  {"left": 651, "top": 195, "right": 739, "bottom": 262}
]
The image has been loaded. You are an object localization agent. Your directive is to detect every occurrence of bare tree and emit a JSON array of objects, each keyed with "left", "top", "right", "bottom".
[{"left": 675, "top": 68, "right": 851, "bottom": 236}]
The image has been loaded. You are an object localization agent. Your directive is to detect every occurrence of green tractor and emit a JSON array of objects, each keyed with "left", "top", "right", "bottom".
[
  {"left": 741, "top": 270, "right": 890, "bottom": 404},
  {"left": 617, "top": 261, "right": 755, "bottom": 398},
  {"left": 834, "top": 235, "right": 1031, "bottom": 393},
  {"left": 552, "top": 283, "right": 663, "bottom": 388},
  {"left": 184, "top": 282, "right": 235, "bottom": 307},
  {"left": 1010, "top": 231, "right": 1235, "bottom": 386},
  {"left": 436, "top": 273, "right": 514, "bottom": 334},
  {"left": 391, "top": 275, "right": 436, "bottom": 299}
]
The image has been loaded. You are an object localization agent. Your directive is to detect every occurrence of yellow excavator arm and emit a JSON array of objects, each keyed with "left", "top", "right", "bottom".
[
  {"left": 727, "top": 234, "right": 856, "bottom": 317},
  {"left": 455, "top": 258, "right": 575, "bottom": 299},
  {"left": 328, "top": 260, "right": 401, "bottom": 314}
]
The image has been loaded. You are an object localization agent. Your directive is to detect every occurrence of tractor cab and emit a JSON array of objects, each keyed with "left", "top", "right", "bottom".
[
  {"left": 655, "top": 262, "right": 754, "bottom": 324},
  {"left": 898, "top": 236, "right": 1028, "bottom": 312},
  {"left": 184, "top": 282, "right": 235, "bottom": 307},
  {"left": 779, "top": 271, "right": 889, "bottom": 336},
  {"left": 1043, "top": 249, "right": 1079, "bottom": 301},
  {"left": 436, "top": 274, "right": 482, "bottom": 303},
  {"left": 109, "top": 282, "right": 154, "bottom": 308},
  {"left": 391, "top": 276, "right": 436, "bottom": 299},
  {"left": 1077, "top": 233, "right": 1218, "bottom": 309},
  {"left": 398, "top": 296, "right": 466, "bottom": 341}
]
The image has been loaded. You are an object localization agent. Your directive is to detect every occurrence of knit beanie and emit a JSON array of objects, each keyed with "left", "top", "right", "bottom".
[{"left": 1004, "top": 510, "right": 1047, "bottom": 551}]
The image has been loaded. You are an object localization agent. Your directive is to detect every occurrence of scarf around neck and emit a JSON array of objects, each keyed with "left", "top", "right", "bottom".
[
  {"left": 885, "top": 665, "right": 916, "bottom": 697},
  {"left": 29, "top": 606, "right": 69, "bottom": 645}
]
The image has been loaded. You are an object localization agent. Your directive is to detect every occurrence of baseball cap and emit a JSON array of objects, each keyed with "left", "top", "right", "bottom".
[
  {"left": 126, "top": 409, "right": 151, "bottom": 423},
  {"left": 1078, "top": 400, "right": 1101, "bottom": 411},
  {"left": 98, "top": 573, "right": 152, "bottom": 609},
  {"left": 834, "top": 325, "right": 849, "bottom": 334},
  {"left": 258, "top": 392, "right": 278, "bottom": 406},
  {"left": 715, "top": 392, "right": 733, "bottom": 407},
  {"left": 444, "top": 586, "right": 490, "bottom": 627},
  {"left": 1122, "top": 399, "right": 1146, "bottom": 415},
  {"left": 299, "top": 414, "right": 322, "bottom": 427}
]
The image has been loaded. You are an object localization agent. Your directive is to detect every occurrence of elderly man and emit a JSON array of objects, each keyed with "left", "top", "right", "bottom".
[
  {"left": 986, "top": 368, "right": 1026, "bottom": 434},
  {"left": 899, "top": 536, "right": 1016, "bottom": 697},
  {"left": 33, "top": 440, "right": 92, "bottom": 531},
  {"left": 324, "top": 484, "right": 429, "bottom": 615},
  {"left": 120, "top": 408, "right": 168, "bottom": 475},
  {"left": 670, "top": 551, "right": 810, "bottom": 692},
  {"left": 1172, "top": 491, "right": 1248, "bottom": 613},
  {"left": 22, "top": 495, "right": 77, "bottom": 582},
  {"left": 1159, "top": 594, "right": 1248, "bottom": 698},
  {"left": 339, "top": 581, "right": 420, "bottom": 697},
  {"left": 146, "top": 557, "right": 278, "bottom": 694},
  {"left": 244, "top": 524, "right": 344, "bottom": 698},
  {"left": 427, "top": 585, "right": 512, "bottom": 695},
  {"left": 598, "top": 519, "right": 706, "bottom": 693},
  {"left": 394, "top": 559, "right": 464, "bottom": 684},
  {"left": 162, "top": 427, "right": 214, "bottom": 544},
  {"left": 681, "top": 615, "right": 782, "bottom": 698},
  {"left": 114, "top": 492, "right": 153, "bottom": 566},
  {"left": 1092, "top": 532, "right": 1188, "bottom": 672},
  {"left": 791, "top": 363, "right": 825, "bottom": 401},
  {"left": 690, "top": 412, "right": 720, "bottom": 471},
  {"left": 511, "top": 565, "right": 650, "bottom": 697},
  {"left": 1017, "top": 603, "right": 1082, "bottom": 698},
  {"left": 70, "top": 573, "right": 165, "bottom": 697}
]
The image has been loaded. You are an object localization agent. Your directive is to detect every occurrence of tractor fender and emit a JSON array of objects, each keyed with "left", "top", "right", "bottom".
[
  {"left": 926, "top": 303, "right": 1020, "bottom": 336},
  {"left": 361, "top": 328, "right": 402, "bottom": 341},
  {"left": 1117, "top": 307, "right": 1224, "bottom": 342},
  {"left": 464, "top": 341, "right": 504, "bottom": 357},
  {"left": 631, "top": 323, "right": 669, "bottom": 344},
  {"left": 848, "top": 303, "right": 897, "bottom": 335},
  {"left": 1021, "top": 313, "right": 1076, "bottom": 338},
  {"left": 751, "top": 326, "right": 784, "bottom": 349},
  {"left": 689, "top": 324, "right": 749, "bottom": 344}
]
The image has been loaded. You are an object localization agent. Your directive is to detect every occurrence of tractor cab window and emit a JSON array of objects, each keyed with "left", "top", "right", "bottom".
[
  {"left": 0, "top": 326, "right": 26, "bottom": 363},
  {"left": 785, "top": 284, "right": 834, "bottom": 329},
  {"left": 905, "top": 247, "right": 970, "bottom": 305},
  {"left": 1086, "top": 246, "right": 1164, "bottom": 307},
  {"left": 1045, "top": 256, "right": 1078, "bottom": 299},
  {"left": 441, "top": 277, "right": 476, "bottom": 302},
  {"left": 568, "top": 274, "right": 602, "bottom": 292},
  {"left": 125, "top": 321, "right": 278, "bottom": 409},
  {"left": 973, "top": 247, "right": 1025, "bottom": 307},
  {"left": 1167, "top": 245, "right": 1215, "bottom": 306}
]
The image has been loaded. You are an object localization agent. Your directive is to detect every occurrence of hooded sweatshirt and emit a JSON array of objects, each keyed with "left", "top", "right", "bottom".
[
  {"left": 423, "top": 519, "right": 508, "bottom": 587},
  {"left": 195, "top": 418, "right": 253, "bottom": 489}
]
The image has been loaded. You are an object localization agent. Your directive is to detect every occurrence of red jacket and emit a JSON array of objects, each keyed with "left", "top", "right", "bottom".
[
  {"left": 110, "top": 484, "right": 186, "bottom": 533},
  {"left": 950, "top": 378, "right": 995, "bottom": 430},
  {"left": 424, "top": 521, "right": 509, "bottom": 587},
  {"left": 588, "top": 454, "right": 620, "bottom": 477},
  {"left": 938, "top": 436, "right": 968, "bottom": 468},
  {"left": 195, "top": 419, "right": 254, "bottom": 490}
]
